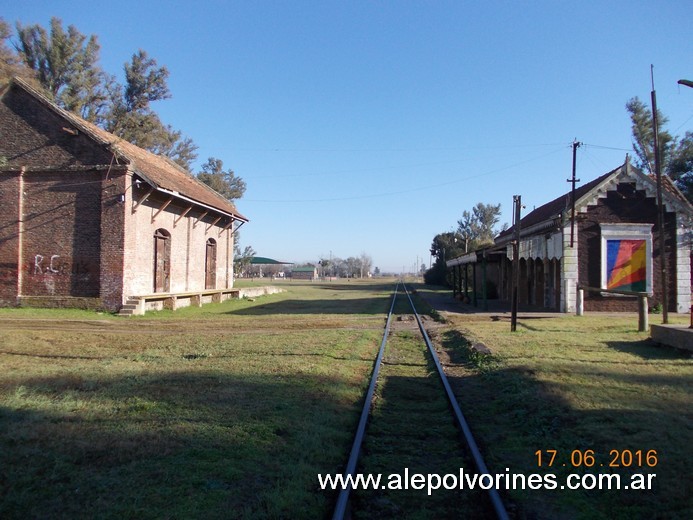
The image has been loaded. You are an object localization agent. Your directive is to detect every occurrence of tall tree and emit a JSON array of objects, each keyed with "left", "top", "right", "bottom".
[
  {"left": 1, "top": 18, "right": 31, "bottom": 84},
  {"left": 196, "top": 157, "right": 246, "bottom": 201},
  {"left": 626, "top": 97, "right": 692, "bottom": 201},
  {"left": 105, "top": 50, "right": 198, "bottom": 169},
  {"left": 14, "top": 17, "right": 111, "bottom": 122},
  {"left": 9, "top": 18, "right": 197, "bottom": 170},
  {"left": 456, "top": 202, "right": 502, "bottom": 252}
]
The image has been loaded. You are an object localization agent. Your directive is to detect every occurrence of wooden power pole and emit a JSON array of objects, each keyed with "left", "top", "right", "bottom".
[
  {"left": 651, "top": 68, "right": 669, "bottom": 324},
  {"left": 510, "top": 195, "right": 522, "bottom": 332},
  {"left": 567, "top": 140, "right": 581, "bottom": 248}
]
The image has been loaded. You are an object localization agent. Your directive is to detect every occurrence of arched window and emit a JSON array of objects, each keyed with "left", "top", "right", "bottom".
[
  {"left": 205, "top": 238, "right": 217, "bottom": 289},
  {"left": 154, "top": 229, "right": 171, "bottom": 292}
]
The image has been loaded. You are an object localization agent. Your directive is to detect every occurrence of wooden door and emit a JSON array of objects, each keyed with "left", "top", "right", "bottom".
[
  {"left": 154, "top": 229, "right": 171, "bottom": 292},
  {"left": 205, "top": 239, "right": 217, "bottom": 290}
]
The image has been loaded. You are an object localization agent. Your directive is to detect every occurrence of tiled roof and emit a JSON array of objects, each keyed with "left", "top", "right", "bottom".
[{"left": 10, "top": 77, "right": 247, "bottom": 221}]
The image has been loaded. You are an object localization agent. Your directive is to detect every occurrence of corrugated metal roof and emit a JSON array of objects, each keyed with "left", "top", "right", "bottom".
[{"left": 250, "top": 257, "right": 293, "bottom": 265}]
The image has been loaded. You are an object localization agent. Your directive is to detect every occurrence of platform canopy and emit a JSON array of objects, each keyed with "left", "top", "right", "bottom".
[{"left": 249, "top": 257, "right": 293, "bottom": 265}]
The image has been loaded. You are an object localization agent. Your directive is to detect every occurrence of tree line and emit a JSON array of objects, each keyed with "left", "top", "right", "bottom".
[
  {"left": 235, "top": 253, "right": 375, "bottom": 279},
  {"left": 0, "top": 16, "right": 245, "bottom": 202}
]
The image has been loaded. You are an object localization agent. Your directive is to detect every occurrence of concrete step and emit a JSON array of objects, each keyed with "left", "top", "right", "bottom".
[{"left": 118, "top": 298, "right": 141, "bottom": 316}]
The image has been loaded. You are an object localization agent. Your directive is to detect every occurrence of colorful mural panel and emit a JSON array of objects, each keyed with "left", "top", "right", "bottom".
[{"left": 606, "top": 239, "right": 647, "bottom": 292}]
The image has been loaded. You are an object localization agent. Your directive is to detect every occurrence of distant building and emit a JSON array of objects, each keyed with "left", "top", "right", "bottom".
[
  {"left": 447, "top": 160, "right": 692, "bottom": 313},
  {"left": 0, "top": 78, "right": 248, "bottom": 312},
  {"left": 290, "top": 266, "right": 318, "bottom": 280}
]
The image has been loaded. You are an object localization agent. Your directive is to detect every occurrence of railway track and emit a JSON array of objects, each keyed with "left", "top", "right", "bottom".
[{"left": 332, "top": 282, "right": 509, "bottom": 519}]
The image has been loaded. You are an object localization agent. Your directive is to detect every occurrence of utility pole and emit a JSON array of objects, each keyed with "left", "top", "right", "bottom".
[
  {"left": 651, "top": 66, "right": 669, "bottom": 324},
  {"left": 679, "top": 78, "right": 693, "bottom": 327},
  {"left": 511, "top": 195, "right": 522, "bottom": 332},
  {"left": 567, "top": 140, "right": 581, "bottom": 248}
]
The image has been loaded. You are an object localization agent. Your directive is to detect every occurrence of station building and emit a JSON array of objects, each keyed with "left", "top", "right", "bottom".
[
  {"left": 0, "top": 78, "right": 248, "bottom": 313},
  {"left": 447, "top": 160, "right": 692, "bottom": 313}
]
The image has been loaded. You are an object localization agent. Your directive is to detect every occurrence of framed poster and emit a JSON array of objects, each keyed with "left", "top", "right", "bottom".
[{"left": 600, "top": 224, "right": 653, "bottom": 294}]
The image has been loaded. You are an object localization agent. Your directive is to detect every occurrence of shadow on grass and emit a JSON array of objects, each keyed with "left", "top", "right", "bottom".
[
  {"left": 606, "top": 338, "right": 693, "bottom": 360},
  {"left": 226, "top": 296, "right": 393, "bottom": 316},
  {"left": 0, "top": 371, "right": 363, "bottom": 519}
]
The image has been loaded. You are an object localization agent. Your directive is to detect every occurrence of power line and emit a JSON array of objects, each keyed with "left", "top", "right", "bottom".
[
  {"left": 581, "top": 142, "right": 632, "bottom": 152},
  {"left": 244, "top": 145, "right": 569, "bottom": 203}
]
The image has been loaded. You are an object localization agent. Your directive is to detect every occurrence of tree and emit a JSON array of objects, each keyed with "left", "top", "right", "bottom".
[
  {"left": 0, "top": 18, "right": 32, "bottom": 84},
  {"left": 425, "top": 202, "right": 505, "bottom": 286},
  {"left": 8, "top": 18, "right": 197, "bottom": 170},
  {"left": 359, "top": 253, "right": 373, "bottom": 277},
  {"left": 626, "top": 97, "right": 693, "bottom": 201},
  {"left": 233, "top": 236, "right": 255, "bottom": 277},
  {"left": 196, "top": 157, "right": 246, "bottom": 202},
  {"left": 14, "top": 17, "right": 111, "bottom": 123},
  {"left": 456, "top": 202, "right": 503, "bottom": 252},
  {"left": 424, "top": 231, "right": 464, "bottom": 285},
  {"left": 105, "top": 50, "right": 198, "bottom": 170}
]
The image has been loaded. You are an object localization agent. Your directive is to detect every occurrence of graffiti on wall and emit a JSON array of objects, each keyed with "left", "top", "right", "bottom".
[
  {"left": 32, "top": 254, "right": 92, "bottom": 276},
  {"left": 34, "top": 254, "right": 60, "bottom": 274}
]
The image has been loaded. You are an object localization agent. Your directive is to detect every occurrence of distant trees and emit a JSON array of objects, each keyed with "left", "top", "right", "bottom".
[
  {"left": 233, "top": 240, "right": 255, "bottom": 277},
  {"left": 626, "top": 97, "right": 692, "bottom": 202},
  {"left": 318, "top": 253, "right": 373, "bottom": 278},
  {"left": 424, "top": 202, "right": 504, "bottom": 286}
]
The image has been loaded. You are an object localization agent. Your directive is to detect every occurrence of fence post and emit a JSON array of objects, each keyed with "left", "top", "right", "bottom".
[
  {"left": 576, "top": 289, "right": 584, "bottom": 316},
  {"left": 638, "top": 295, "right": 648, "bottom": 332}
]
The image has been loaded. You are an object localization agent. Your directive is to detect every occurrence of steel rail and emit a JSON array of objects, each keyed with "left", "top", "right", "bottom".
[
  {"left": 332, "top": 282, "right": 400, "bottom": 520},
  {"left": 402, "top": 284, "right": 510, "bottom": 520}
]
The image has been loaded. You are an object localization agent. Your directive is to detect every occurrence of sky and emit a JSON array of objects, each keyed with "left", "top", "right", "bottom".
[{"left": 3, "top": 1, "right": 692, "bottom": 273}]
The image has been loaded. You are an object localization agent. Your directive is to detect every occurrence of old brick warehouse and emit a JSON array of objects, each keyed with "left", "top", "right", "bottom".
[
  {"left": 447, "top": 161, "right": 692, "bottom": 313},
  {"left": 0, "top": 78, "right": 248, "bottom": 313}
]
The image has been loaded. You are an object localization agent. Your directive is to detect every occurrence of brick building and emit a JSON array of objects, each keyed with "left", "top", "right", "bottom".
[
  {"left": 447, "top": 160, "right": 692, "bottom": 313},
  {"left": 0, "top": 78, "right": 248, "bottom": 312}
]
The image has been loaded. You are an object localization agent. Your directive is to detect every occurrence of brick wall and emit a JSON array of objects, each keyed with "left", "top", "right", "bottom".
[
  {"left": 20, "top": 170, "right": 103, "bottom": 298},
  {"left": 122, "top": 185, "right": 235, "bottom": 299},
  {"left": 0, "top": 172, "right": 20, "bottom": 305},
  {"left": 1, "top": 83, "right": 126, "bottom": 310},
  {"left": 578, "top": 183, "right": 678, "bottom": 312},
  {"left": 99, "top": 170, "right": 127, "bottom": 310},
  {"left": 0, "top": 84, "right": 112, "bottom": 167}
]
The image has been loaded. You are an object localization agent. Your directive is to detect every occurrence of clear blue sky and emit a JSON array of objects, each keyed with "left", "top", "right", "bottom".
[{"left": 4, "top": 1, "right": 692, "bottom": 273}]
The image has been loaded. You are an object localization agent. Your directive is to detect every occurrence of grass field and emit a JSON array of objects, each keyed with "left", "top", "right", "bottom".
[{"left": 0, "top": 280, "right": 691, "bottom": 519}]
